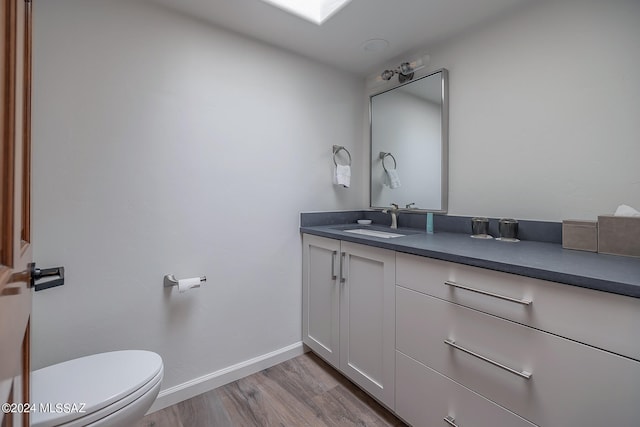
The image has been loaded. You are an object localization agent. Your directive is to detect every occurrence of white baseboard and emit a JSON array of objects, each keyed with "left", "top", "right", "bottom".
[{"left": 147, "top": 341, "right": 306, "bottom": 414}]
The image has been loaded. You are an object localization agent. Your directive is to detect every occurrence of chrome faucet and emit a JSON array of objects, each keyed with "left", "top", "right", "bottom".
[
  {"left": 405, "top": 203, "right": 416, "bottom": 209},
  {"left": 383, "top": 203, "right": 400, "bottom": 229}
]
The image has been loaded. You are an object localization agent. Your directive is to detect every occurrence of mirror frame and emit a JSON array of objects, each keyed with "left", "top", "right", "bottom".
[{"left": 369, "top": 68, "right": 449, "bottom": 213}]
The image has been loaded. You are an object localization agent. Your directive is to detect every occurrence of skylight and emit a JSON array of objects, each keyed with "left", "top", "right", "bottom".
[{"left": 260, "top": 0, "right": 352, "bottom": 25}]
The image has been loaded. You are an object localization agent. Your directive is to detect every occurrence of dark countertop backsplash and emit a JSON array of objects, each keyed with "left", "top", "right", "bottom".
[{"left": 300, "top": 210, "right": 562, "bottom": 244}]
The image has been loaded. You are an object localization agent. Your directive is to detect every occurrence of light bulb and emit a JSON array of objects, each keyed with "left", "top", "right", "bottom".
[
  {"left": 381, "top": 70, "right": 394, "bottom": 81},
  {"left": 399, "top": 62, "right": 413, "bottom": 75}
]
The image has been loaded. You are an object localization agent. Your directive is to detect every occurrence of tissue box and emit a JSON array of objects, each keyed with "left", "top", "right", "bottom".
[
  {"left": 562, "top": 220, "right": 598, "bottom": 252},
  {"left": 597, "top": 215, "right": 640, "bottom": 258}
]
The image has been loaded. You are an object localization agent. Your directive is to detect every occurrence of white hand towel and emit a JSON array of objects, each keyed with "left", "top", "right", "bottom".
[
  {"left": 614, "top": 204, "right": 640, "bottom": 217},
  {"left": 385, "top": 169, "right": 401, "bottom": 189},
  {"left": 335, "top": 164, "right": 351, "bottom": 188}
]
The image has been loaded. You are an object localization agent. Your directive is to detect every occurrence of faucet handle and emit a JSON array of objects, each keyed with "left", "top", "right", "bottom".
[
  {"left": 405, "top": 203, "right": 415, "bottom": 209},
  {"left": 391, "top": 203, "right": 399, "bottom": 209}
]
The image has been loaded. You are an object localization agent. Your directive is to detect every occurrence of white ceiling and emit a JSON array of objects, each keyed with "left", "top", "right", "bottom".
[{"left": 147, "top": 0, "right": 533, "bottom": 76}]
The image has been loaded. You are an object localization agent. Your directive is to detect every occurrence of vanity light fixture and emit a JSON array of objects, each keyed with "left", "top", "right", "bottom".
[
  {"left": 381, "top": 62, "right": 420, "bottom": 83},
  {"left": 260, "top": 0, "right": 352, "bottom": 25},
  {"left": 379, "top": 56, "right": 429, "bottom": 83}
]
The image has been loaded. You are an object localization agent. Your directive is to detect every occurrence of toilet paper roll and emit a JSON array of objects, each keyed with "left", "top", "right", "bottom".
[{"left": 178, "top": 277, "right": 201, "bottom": 293}]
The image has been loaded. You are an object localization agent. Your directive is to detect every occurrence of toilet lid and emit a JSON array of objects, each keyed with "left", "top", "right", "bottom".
[{"left": 31, "top": 350, "right": 162, "bottom": 427}]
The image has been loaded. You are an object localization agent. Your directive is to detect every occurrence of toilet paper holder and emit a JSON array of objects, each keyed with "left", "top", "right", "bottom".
[{"left": 163, "top": 274, "right": 207, "bottom": 288}]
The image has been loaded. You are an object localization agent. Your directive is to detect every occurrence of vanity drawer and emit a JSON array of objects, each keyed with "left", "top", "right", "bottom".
[
  {"left": 396, "top": 252, "right": 640, "bottom": 360},
  {"left": 396, "top": 351, "right": 537, "bottom": 427},
  {"left": 396, "top": 286, "right": 640, "bottom": 427}
]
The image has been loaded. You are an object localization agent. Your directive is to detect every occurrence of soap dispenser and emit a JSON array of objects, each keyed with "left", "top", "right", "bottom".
[{"left": 426, "top": 212, "right": 434, "bottom": 234}]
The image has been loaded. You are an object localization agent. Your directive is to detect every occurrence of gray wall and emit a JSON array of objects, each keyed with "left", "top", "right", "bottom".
[
  {"left": 31, "top": 0, "right": 364, "bottom": 403},
  {"left": 369, "top": 0, "right": 640, "bottom": 220}
]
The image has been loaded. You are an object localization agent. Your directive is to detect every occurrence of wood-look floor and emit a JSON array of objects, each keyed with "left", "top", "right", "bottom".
[{"left": 136, "top": 352, "right": 407, "bottom": 427}]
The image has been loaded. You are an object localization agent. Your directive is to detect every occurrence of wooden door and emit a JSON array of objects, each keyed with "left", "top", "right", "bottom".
[
  {"left": 1, "top": 0, "right": 33, "bottom": 426},
  {"left": 302, "top": 234, "right": 341, "bottom": 368}
]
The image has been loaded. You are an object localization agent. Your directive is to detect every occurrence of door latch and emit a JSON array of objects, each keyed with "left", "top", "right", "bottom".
[{"left": 28, "top": 262, "right": 65, "bottom": 292}]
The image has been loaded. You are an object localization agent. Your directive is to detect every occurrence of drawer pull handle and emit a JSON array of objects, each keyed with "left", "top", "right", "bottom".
[
  {"left": 444, "top": 280, "right": 532, "bottom": 305},
  {"left": 340, "top": 252, "right": 346, "bottom": 284},
  {"left": 331, "top": 251, "right": 338, "bottom": 280},
  {"left": 443, "top": 415, "right": 458, "bottom": 427},
  {"left": 444, "top": 339, "right": 532, "bottom": 379}
]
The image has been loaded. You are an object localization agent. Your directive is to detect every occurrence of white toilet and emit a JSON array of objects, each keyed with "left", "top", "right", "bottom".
[{"left": 31, "top": 350, "right": 163, "bottom": 427}]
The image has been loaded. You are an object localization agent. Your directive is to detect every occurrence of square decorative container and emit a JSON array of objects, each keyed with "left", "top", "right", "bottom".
[
  {"left": 562, "top": 220, "right": 598, "bottom": 252},
  {"left": 597, "top": 215, "right": 640, "bottom": 258}
]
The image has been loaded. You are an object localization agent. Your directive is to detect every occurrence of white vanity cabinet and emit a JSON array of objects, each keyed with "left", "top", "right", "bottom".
[
  {"left": 395, "top": 253, "right": 640, "bottom": 427},
  {"left": 302, "top": 234, "right": 396, "bottom": 409}
]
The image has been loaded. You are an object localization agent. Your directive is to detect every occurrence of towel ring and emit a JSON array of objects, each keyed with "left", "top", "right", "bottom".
[
  {"left": 333, "top": 145, "right": 352, "bottom": 167},
  {"left": 379, "top": 152, "right": 397, "bottom": 172}
]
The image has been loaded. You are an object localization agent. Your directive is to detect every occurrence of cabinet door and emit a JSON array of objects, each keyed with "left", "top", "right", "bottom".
[
  {"left": 340, "top": 241, "right": 395, "bottom": 409},
  {"left": 302, "top": 234, "right": 341, "bottom": 368}
]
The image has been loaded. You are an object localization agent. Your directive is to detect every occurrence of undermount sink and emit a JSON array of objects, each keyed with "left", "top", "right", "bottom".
[{"left": 343, "top": 228, "right": 406, "bottom": 239}]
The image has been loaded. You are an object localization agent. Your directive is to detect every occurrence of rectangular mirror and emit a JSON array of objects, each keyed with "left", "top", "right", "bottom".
[{"left": 370, "top": 68, "right": 448, "bottom": 212}]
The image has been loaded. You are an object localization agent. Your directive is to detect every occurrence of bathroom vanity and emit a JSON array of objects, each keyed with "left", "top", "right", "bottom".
[
  {"left": 302, "top": 235, "right": 396, "bottom": 408},
  {"left": 301, "top": 217, "right": 640, "bottom": 427}
]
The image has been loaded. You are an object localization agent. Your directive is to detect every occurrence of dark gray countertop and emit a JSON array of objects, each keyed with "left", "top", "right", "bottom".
[{"left": 300, "top": 224, "right": 640, "bottom": 298}]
